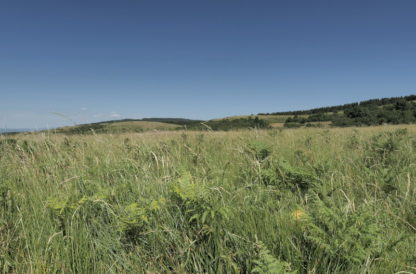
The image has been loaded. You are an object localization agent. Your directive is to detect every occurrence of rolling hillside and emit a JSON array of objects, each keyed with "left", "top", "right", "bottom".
[
  {"left": 4, "top": 95, "right": 416, "bottom": 135},
  {"left": 51, "top": 120, "right": 182, "bottom": 134},
  {"left": 219, "top": 94, "right": 416, "bottom": 128}
]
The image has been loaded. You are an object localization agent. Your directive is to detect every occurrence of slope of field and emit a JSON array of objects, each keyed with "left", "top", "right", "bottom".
[
  {"left": 1, "top": 125, "right": 415, "bottom": 273},
  {"left": 51, "top": 120, "right": 181, "bottom": 134}
]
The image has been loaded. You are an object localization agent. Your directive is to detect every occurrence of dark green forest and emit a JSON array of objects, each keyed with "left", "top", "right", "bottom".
[
  {"left": 187, "top": 116, "right": 271, "bottom": 131},
  {"left": 283, "top": 95, "right": 416, "bottom": 128},
  {"left": 261, "top": 95, "right": 416, "bottom": 116}
]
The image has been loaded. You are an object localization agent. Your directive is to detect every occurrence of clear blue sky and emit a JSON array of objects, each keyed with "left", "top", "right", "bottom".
[{"left": 1, "top": 0, "right": 415, "bottom": 128}]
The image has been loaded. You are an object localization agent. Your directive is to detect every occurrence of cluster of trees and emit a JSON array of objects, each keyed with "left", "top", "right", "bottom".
[
  {"left": 285, "top": 113, "right": 331, "bottom": 123},
  {"left": 262, "top": 95, "right": 416, "bottom": 116},
  {"left": 284, "top": 113, "right": 332, "bottom": 128},
  {"left": 332, "top": 100, "right": 416, "bottom": 126},
  {"left": 284, "top": 113, "right": 330, "bottom": 128},
  {"left": 188, "top": 117, "right": 271, "bottom": 131},
  {"left": 284, "top": 98, "right": 416, "bottom": 127}
]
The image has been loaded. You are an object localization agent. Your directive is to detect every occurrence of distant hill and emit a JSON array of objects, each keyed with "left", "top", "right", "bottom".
[
  {"left": 259, "top": 95, "right": 416, "bottom": 116},
  {"left": 92, "top": 118, "right": 204, "bottom": 126},
  {"left": 0, "top": 128, "right": 36, "bottom": 135},
  {"left": 50, "top": 120, "right": 186, "bottom": 134},
  {"left": 3, "top": 95, "right": 416, "bottom": 135},
  {"left": 277, "top": 95, "right": 416, "bottom": 128},
  {"left": 141, "top": 118, "right": 204, "bottom": 125},
  {"left": 219, "top": 94, "right": 416, "bottom": 128},
  {"left": 42, "top": 116, "right": 272, "bottom": 134}
]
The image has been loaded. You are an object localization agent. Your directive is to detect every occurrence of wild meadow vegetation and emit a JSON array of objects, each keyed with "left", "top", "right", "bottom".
[{"left": 1, "top": 126, "right": 416, "bottom": 273}]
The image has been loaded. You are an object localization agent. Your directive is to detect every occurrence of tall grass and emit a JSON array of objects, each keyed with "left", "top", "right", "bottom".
[{"left": 1, "top": 126, "right": 415, "bottom": 273}]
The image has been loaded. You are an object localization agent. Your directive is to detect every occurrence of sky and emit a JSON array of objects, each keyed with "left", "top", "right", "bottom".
[{"left": 1, "top": 0, "right": 416, "bottom": 129}]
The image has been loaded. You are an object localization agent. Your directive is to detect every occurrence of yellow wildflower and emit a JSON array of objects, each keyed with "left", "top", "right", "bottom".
[{"left": 292, "top": 209, "right": 305, "bottom": 220}]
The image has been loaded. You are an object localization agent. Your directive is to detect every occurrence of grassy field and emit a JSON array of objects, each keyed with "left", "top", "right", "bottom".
[{"left": 1, "top": 126, "right": 416, "bottom": 273}]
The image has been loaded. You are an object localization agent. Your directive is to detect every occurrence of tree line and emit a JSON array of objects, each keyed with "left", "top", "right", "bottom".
[
  {"left": 284, "top": 97, "right": 416, "bottom": 127},
  {"left": 261, "top": 95, "right": 416, "bottom": 116},
  {"left": 187, "top": 116, "right": 271, "bottom": 131}
]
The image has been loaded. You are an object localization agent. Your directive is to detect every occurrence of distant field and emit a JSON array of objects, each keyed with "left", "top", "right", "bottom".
[
  {"left": 258, "top": 114, "right": 308, "bottom": 123},
  {"left": 1, "top": 125, "right": 415, "bottom": 273},
  {"left": 104, "top": 121, "right": 180, "bottom": 131},
  {"left": 52, "top": 120, "right": 181, "bottom": 134}
]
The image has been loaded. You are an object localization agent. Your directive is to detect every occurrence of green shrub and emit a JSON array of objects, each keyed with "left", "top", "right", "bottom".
[
  {"left": 305, "top": 199, "right": 382, "bottom": 270},
  {"left": 252, "top": 241, "right": 296, "bottom": 274},
  {"left": 247, "top": 141, "right": 272, "bottom": 161}
]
